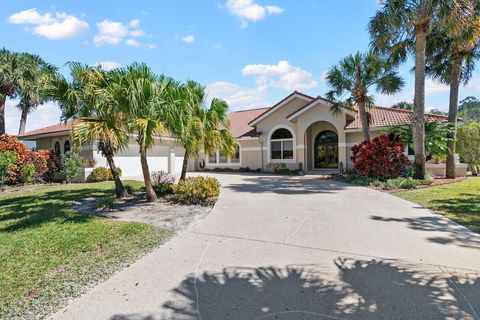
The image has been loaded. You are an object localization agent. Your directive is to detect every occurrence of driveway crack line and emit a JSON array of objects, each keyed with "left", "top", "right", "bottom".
[
  {"left": 252, "top": 310, "right": 348, "bottom": 320},
  {"left": 438, "top": 265, "right": 479, "bottom": 320},
  {"left": 285, "top": 213, "right": 310, "bottom": 245}
]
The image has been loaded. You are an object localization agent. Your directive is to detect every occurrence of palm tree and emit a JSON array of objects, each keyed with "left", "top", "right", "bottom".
[
  {"left": 16, "top": 53, "right": 57, "bottom": 135},
  {"left": 369, "top": 0, "right": 453, "bottom": 179},
  {"left": 426, "top": 0, "right": 480, "bottom": 178},
  {"left": 173, "top": 81, "right": 236, "bottom": 180},
  {"left": 55, "top": 63, "right": 129, "bottom": 198},
  {"left": 0, "top": 49, "right": 27, "bottom": 134},
  {"left": 117, "top": 63, "right": 170, "bottom": 202},
  {"left": 325, "top": 51, "right": 404, "bottom": 142}
]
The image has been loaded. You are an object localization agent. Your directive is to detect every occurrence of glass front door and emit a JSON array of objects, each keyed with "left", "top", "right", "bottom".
[{"left": 314, "top": 131, "right": 338, "bottom": 169}]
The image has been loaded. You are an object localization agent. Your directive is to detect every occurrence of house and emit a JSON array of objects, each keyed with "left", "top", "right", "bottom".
[{"left": 19, "top": 91, "right": 466, "bottom": 179}]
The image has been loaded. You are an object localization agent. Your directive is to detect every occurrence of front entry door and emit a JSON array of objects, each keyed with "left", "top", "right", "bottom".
[{"left": 314, "top": 131, "right": 338, "bottom": 169}]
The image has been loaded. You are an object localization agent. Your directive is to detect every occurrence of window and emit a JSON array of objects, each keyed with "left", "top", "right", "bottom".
[
  {"left": 207, "top": 144, "right": 241, "bottom": 165},
  {"left": 54, "top": 141, "right": 61, "bottom": 155},
  {"left": 64, "top": 140, "right": 71, "bottom": 154},
  {"left": 270, "top": 128, "right": 294, "bottom": 160}
]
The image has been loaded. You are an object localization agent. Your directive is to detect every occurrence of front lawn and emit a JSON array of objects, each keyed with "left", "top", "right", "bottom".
[
  {"left": 0, "top": 181, "right": 172, "bottom": 320},
  {"left": 395, "top": 177, "right": 480, "bottom": 233}
]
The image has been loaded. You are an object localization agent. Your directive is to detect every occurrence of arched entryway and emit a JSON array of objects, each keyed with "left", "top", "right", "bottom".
[{"left": 314, "top": 130, "right": 338, "bottom": 169}]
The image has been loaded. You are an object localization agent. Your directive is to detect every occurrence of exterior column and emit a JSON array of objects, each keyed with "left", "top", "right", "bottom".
[{"left": 168, "top": 148, "right": 175, "bottom": 174}]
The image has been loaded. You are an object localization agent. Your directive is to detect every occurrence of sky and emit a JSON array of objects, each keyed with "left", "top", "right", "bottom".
[{"left": 2, "top": 0, "right": 479, "bottom": 135}]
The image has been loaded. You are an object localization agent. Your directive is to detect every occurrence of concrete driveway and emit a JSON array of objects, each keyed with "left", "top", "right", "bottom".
[{"left": 51, "top": 173, "right": 480, "bottom": 320}]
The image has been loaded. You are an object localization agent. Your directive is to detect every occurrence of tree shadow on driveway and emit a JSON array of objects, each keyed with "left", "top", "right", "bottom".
[
  {"left": 224, "top": 176, "right": 346, "bottom": 195},
  {"left": 111, "top": 258, "right": 480, "bottom": 320},
  {"left": 370, "top": 215, "right": 480, "bottom": 250}
]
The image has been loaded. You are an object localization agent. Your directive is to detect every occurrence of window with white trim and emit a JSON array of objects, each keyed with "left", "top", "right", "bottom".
[
  {"left": 207, "top": 144, "right": 241, "bottom": 165},
  {"left": 270, "top": 128, "right": 293, "bottom": 160}
]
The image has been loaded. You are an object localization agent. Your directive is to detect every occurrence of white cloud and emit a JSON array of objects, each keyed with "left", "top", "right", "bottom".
[
  {"left": 425, "top": 78, "right": 449, "bottom": 95},
  {"left": 206, "top": 81, "right": 268, "bottom": 111},
  {"left": 94, "top": 19, "right": 145, "bottom": 47},
  {"left": 242, "top": 60, "right": 318, "bottom": 91},
  {"left": 8, "top": 8, "right": 89, "bottom": 40},
  {"left": 225, "top": 0, "right": 284, "bottom": 28},
  {"left": 181, "top": 35, "right": 195, "bottom": 44},
  {"left": 95, "top": 61, "right": 121, "bottom": 71},
  {"left": 5, "top": 99, "right": 62, "bottom": 135},
  {"left": 125, "top": 39, "right": 141, "bottom": 47},
  {"left": 146, "top": 43, "right": 157, "bottom": 49}
]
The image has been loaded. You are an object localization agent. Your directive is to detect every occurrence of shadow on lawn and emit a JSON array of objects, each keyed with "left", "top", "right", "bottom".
[
  {"left": 0, "top": 187, "right": 114, "bottom": 232},
  {"left": 371, "top": 214, "right": 480, "bottom": 250},
  {"left": 224, "top": 176, "right": 345, "bottom": 195},
  {"left": 111, "top": 258, "right": 480, "bottom": 320}
]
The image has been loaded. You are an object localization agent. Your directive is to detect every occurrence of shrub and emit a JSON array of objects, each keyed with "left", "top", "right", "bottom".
[
  {"left": 385, "top": 177, "right": 420, "bottom": 190},
  {"left": 20, "top": 163, "right": 36, "bottom": 184},
  {"left": 351, "top": 134, "right": 411, "bottom": 179},
  {"left": 87, "top": 166, "right": 122, "bottom": 182},
  {"left": 96, "top": 196, "right": 115, "bottom": 210},
  {"left": 151, "top": 171, "right": 175, "bottom": 196},
  {"left": 173, "top": 176, "right": 220, "bottom": 206},
  {"left": 266, "top": 162, "right": 288, "bottom": 173},
  {"left": 63, "top": 152, "right": 84, "bottom": 183},
  {"left": 0, "top": 134, "right": 49, "bottom": 184},
  {"left": 457, "top": 122, "right": 480, "bottom": 175},
  {"left": 0, "top": 151, "right": 17, "bottom": 189}
]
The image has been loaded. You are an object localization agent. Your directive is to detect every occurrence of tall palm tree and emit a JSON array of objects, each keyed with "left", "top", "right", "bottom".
[
  {"left": 0, "top": 49, "right": 28, "bottom": 134},
  {"left": 16, "top": 53, "right": 57, "bottom": 135},
  {"left": 55, "top": 63, "right": 129, "bottom": 198},
  {"left": 426, "top": 0, "right": 480, "bottom": 178},
  {"left": 325, "top": 51, "right": 404, "bottom": 142},
  {"left": 117, "top": 63, "right": 170, "bottom": 202},
  {"left": 173, "top": 81, "right": 236, "bottom": 180},
  {"left": 369, "top": 0, "right": 454, "bottom": 179}
]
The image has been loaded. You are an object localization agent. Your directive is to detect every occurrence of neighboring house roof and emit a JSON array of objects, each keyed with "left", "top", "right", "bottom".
[
  {"left": 248, "top": 91, "right": 314, "bottom": 126},
  {"left": 344, "top": 107, "right": 449, "bottom": 130},
  {"left": 18, "top": 121, "right": 72, "bottom": 140},
  {"left": 228, "top": 107, "right": 270, "bottom": 138}
]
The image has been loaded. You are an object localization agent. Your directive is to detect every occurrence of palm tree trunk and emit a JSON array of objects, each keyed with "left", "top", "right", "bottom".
[
  {"left": 445, "top": 58, "right": 462, "bottom": 179},
  {"left": 180, "top": 151, "right": 189, "bottom": 180},
  {"left": 18, "top": 108, "right": 28, "bottom": 135},
  {"left": 105, "top": 153, "right": 128, "bottom": 198},
  {"left": 357, "top": 100, "right": 370, "bottom": 142},
  {"left": 412, "top": 28, "right": 428, "bottom": 180},
  {"left": 0, "top": 97, "right": 5, "bottom": 135},
  {"left": 140, "top": 146, "right": 157, "bottom": 202}
]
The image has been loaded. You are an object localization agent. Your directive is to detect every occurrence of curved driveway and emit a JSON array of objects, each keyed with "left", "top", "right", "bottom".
[{"left": 51, "top": 173, "right": 480, "bottom": 320}]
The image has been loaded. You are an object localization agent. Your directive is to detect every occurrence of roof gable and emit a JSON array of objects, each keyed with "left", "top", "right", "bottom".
[{"left": 248, "top": 91, "right": 313, "bottom": 126}]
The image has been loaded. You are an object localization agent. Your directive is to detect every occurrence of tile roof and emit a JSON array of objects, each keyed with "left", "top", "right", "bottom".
[
  {"left": 344, "top": 107, "right": 449, "bottom": 130},
  {"left": 228, "top": 107, "right": 270, "bottom": 138},
  {"left": 18, "top": 121, "right": 72, "bottom": 138}
]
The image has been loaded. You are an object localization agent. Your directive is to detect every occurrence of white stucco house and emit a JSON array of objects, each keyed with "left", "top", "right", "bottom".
[{"left": 19, "top": 91, "right": 465, "bottom": 180}]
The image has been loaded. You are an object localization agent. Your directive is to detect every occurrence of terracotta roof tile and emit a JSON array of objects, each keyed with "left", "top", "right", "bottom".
[
  {"left": 344, "top": 107, "right": 449, "bottom": 130},
  {"left": 228, "top": 107, "right": 270, "bottom": 138},
  {"left": 18, "top": 121, "right": 72, "bottom": 138}
]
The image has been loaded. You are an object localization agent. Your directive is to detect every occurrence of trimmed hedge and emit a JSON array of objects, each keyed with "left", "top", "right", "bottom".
[{"left": 172, "top": 176, "right": 220, "bottom": 206}]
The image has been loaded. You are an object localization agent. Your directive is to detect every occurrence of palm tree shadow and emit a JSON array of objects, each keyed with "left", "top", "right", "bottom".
[{"left": 111, "top": 259, "right": 480, "bottom": 319}]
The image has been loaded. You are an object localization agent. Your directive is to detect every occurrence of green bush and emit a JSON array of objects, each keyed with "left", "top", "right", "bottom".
[
  {"left": 87, "top": 166, "right": 122, "bottom": 182},
  {"left": 385, "top": 177, "right": 420, "bottom": 190},
  {"left": 63, "top": 152, "right": 84, "bottom": 183},
  {"left": 151, "top": 171, "right": 175, "bottom": 196},
  {"left": 266, "top": 162, "right": 288, "bottom": 173},
  {"left": 20, "top": 163, "right": 36, "bottom": 184},
  {"left": 172, "top": 176, "right": 220, "bottom": 206},
  {"left": 457, "top": 122, "right": 480, "bottom": 175},
  {"left": 0, "top": 151, "right": 17, "bottom": 189},
  {"left": 96, "top": 196, "right": 115, "bottom": 210}
]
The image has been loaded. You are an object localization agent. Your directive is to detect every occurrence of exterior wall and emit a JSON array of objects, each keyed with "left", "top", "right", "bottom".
[
  {"left": 193, "top": 138, "right": 263, "bottom": 171},
  {"left": 255, "top": 97, "right": 309, "bottom": 171}
]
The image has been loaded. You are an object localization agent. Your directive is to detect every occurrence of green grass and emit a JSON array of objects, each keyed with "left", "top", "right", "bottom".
[
  {"left": 0, "top": 181, "right": 173, "bottom": 320},
  {"left": 395, "top": 177, "right": 480, "bottom": 233}
]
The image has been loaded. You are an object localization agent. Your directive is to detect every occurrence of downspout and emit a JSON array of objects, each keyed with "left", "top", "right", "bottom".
[{"left": 260, "top": 140, "right": 264, "bottom": 172}]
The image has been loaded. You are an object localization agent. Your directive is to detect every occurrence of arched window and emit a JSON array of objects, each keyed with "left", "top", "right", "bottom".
[
  {"left": 54, "top": 141, "right": 61, "bottom": 155},
  {"left": 64, "top": 140, "right": 71, "bottom": 154},
  {"left": 270, "top": 128, "right": 293, "bottom": 160}
]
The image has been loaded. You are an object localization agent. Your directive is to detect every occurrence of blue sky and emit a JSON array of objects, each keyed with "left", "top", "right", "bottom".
[{"left": 2, "top": 0, "right": 479, "bottom": 134}]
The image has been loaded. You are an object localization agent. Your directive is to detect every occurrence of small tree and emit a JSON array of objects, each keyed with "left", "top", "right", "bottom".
[
  {"left": 0, "top": 151, "right": 17, "bottom": 189},
  {"left": 457, "top": 122, "right": 480, "bottom": 175},
  {"left": 63, "top": 151, "right": 84, "bottom": 183}
]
